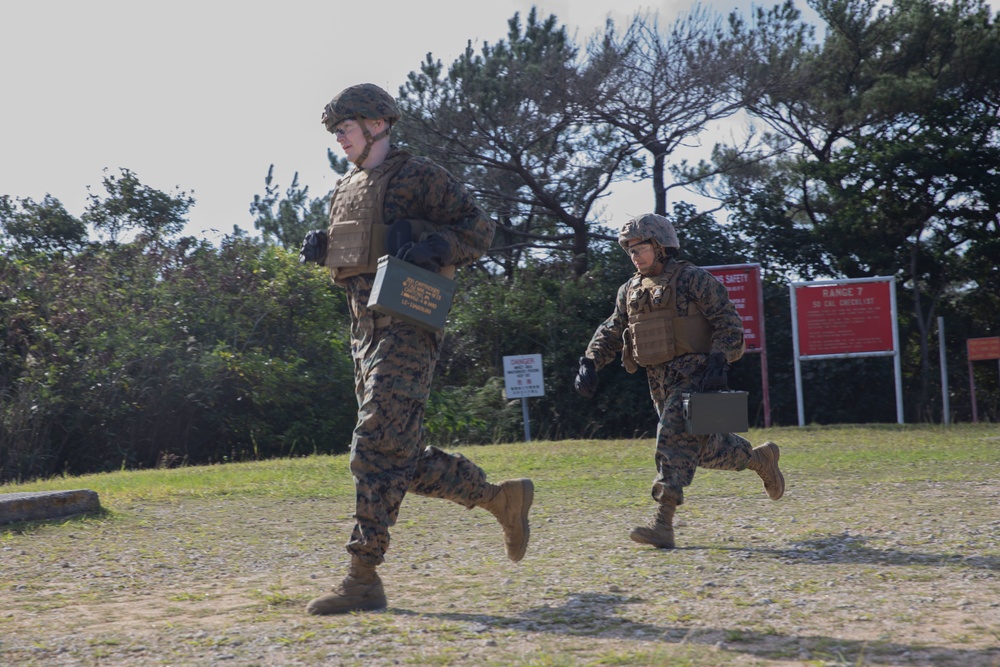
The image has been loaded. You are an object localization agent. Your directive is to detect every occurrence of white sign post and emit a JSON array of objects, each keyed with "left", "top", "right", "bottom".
[{"left": 502, "top": 354, "right": 545, "bottom": 442}]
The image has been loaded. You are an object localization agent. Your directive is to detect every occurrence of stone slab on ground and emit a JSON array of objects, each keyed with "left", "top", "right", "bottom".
[{"left": 0, "top": 489, "right": 101, "bottom": 525}]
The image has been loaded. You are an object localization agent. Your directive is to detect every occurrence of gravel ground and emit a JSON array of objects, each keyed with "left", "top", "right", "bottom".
[{"left": 1, "top": 458, "right": 999, "bottom": 666}]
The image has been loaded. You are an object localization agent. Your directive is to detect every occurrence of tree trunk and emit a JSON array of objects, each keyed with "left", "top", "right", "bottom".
[{"left": 652, "top": 151, "right": 667, "bottom": 216}]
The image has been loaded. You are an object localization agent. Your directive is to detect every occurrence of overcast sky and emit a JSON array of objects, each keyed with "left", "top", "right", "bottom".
[{"left": 2, "top": 0, "right": 767, "bottom": 242}]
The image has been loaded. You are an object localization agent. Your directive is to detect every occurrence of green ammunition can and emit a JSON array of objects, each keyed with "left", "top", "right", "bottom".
[
  {"left": 367, "top": 255, "right": 456, "bottom": 332},
  {"left": 682, "top": 391, "right": 749, "bottom": 434}
]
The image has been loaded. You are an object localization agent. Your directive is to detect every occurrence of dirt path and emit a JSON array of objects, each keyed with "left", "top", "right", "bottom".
[{"left": 2, "top": 473, "right": 999, "bottom": 666}]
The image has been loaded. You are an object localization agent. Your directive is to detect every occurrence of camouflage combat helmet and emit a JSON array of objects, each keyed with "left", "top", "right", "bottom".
[
  {"left": 321, "top": 83, "right": 401, "bottom": 132},
  {"left": 321, "top": 83, "right": 401, "bottom": 166},
  {"left": 618, "top": 213, "right": 680, "bottom": 251}
]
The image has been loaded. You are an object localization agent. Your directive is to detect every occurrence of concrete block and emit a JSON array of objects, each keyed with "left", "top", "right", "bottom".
[{"left": 0, "top": 489, "right": 102, "bottom": 525}]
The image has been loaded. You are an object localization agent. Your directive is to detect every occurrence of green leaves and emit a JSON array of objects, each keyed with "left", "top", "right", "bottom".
[
  {"left": 0, "top": 194, "right": 87, "bottom": 257},
  {"left": 0, "top": 236, "right": 355, "bottom": 483},
  {"left": 83, "top": 168, "right": 193, "bottom": 243},
  {"left": 396, "top": 8, "right": 635, "bottom": 278},
  {"left": 249, "top": 165, "right": 333, "bottom": 251}
]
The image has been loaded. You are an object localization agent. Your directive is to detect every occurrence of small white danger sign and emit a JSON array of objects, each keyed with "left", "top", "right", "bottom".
[{"left": 503, "top": 354, "right": 544, "bottom": 399}]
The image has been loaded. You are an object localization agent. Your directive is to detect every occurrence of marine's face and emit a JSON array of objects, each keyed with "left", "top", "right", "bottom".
[
  {"left": 334, "top": 118, "right": 387, "bottom": 163},
  {"left": 627, "top": 239, "right": 656, "bottom": 274},
  {"left": 333, "top": 119, "right": 366, "bottom": 163}
]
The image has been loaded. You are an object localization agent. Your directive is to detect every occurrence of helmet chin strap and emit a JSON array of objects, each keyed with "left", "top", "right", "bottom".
[{"left": 353, "top": 117, "right": 392, "bottom": 167}]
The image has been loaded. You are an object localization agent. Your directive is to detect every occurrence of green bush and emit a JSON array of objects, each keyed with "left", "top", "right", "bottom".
[{"left": 0, "top": 237, "right": 356, "bottom": 482}]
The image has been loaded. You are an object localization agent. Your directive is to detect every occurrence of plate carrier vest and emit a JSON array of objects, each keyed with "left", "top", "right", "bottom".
[
  {"left": 623, "top": 260, "right": 714, "bottom": 370},
  {"left": 324, "top": 153, "right": 410, "bottom": 282}
]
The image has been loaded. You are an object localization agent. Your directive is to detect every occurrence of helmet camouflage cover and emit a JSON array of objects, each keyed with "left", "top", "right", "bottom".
[
  {"left": 321, "top": 83, "right": 401, "bottom": 133},
  {"left": 618, "top": 213, "right": 680, "bottom": 251}
]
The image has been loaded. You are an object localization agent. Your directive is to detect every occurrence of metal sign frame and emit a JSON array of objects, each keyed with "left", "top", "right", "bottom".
[{"left": 789, "top": 276, "right": 903, "bottom": 426}]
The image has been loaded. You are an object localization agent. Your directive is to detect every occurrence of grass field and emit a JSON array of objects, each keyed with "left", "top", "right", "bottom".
[{"left": 1, "top": 424, "right": 999, "bottom": 666}]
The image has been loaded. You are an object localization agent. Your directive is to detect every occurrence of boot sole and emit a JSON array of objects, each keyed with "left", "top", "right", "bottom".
[
  {"left": 306, "top": 596, "right": 387, "bottom": 615},
  {"left": 629, "top": 528, "right": 675, "bottom": 549},
  {"left": 305, "top": 579, "right": 387, "bottom": 615}
]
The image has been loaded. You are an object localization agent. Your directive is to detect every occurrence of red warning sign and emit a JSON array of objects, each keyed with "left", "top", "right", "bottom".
[
  {"left": 706, "top": 265, "right": 763, "bottom": 351},
  {"left": 795, "top": 280, "right": 894, "bottom": 356},
  {"left": 968, "top": 337, "right": 1000, "bottom": 361}
]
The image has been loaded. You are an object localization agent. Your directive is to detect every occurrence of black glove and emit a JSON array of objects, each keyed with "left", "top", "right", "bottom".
[
  {"left": 385, "top": 219, "right": 414, "bottom": 257},
  {"left": 575, "top": 357, "right": 598, "bottom": 398},
  {"left": 701, "top": 352, "right": 729, "bottom": 392},
  {"left": 397, "top": 232, "right": 450, "bottom": 273},
  {"left": 299, "top": 230, "right": 327, "bottom": 264}
]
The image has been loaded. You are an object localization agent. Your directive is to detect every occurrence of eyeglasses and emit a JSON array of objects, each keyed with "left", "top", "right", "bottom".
[
  {"left": 627, "top": 241, "right": 653, "bottom": 257},
  {"left": 332, "top": 121, "right": 358, "bottom": 138}
]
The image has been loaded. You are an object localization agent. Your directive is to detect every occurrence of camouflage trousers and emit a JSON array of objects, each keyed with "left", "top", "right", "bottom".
[
  {"left": 343, "top": 276, "right": 490, "bottom": 567},
  {"left": 646, "top": 353, "right": 752, "bottom": 507}
]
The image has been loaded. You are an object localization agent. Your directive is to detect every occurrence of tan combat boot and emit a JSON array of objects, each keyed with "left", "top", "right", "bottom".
[
  {"left": 305, "top": 556, "right": 387, "bottom": 615},
  {"left": 748, "top": 441, "right": 785, "bottom": 500},
  {"left": 630, "top": 502, "right": 676, "bottom": 548},
  {"left": 479, "top": 478, "right": 534, "bottom": 562}
]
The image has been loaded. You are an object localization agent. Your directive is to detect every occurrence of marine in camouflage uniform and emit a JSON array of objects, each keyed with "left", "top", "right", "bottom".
[
  {"left": 299, "top": 84, "right": 534, "bottom": 615},
  {"left": 575, "top": 213, "right": 784, "bottom": 549}
]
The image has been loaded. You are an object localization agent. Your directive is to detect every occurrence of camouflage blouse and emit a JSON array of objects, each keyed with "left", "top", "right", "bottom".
[
  {"left": 585, "top": 259, "right": 745, "bottom": 371},
  {"left": 375, "top": 147, "right": 495, "bottom": 266}
]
